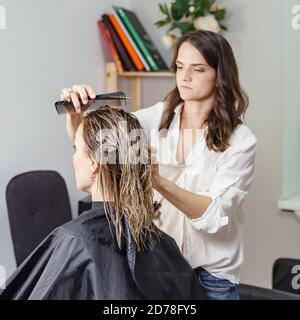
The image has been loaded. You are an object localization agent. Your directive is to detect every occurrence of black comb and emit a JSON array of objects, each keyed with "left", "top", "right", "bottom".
[{"left": 55, "top": 91, "right": 130, "bottom": 115}]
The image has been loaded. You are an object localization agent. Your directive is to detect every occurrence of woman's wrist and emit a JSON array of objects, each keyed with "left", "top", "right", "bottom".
[
  {"left": 152, "top": 174, "right": 166, "bottom": 192},
  {"left": 66, "top": 113, "right": 83, "bottom": 143}
]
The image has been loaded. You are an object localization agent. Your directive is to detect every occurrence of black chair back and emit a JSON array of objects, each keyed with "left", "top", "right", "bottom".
[
  {"left": 6, "top": 171, "right": 72, "bottom": 266},
  {"left": 239, "top": 283, "right": 300, "bottom": 300},
  {"left": 273, "top": 258, "right": 300, "bottom": 295}
]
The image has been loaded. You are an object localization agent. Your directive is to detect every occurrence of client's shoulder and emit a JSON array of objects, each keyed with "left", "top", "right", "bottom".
[{"left": 53, "top": 209, "right": 108, "bottom": 241}]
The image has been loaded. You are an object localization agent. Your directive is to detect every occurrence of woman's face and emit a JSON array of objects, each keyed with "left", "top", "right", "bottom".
[
  {"left": 176, "top": 41, "right": 217, "bottom": 102},
  {"left": 73, "top": 123, "right": 98, "bottom": 193}
]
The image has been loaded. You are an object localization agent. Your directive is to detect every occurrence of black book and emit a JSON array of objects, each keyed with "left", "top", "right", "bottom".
[
  {"left": 102, "top": 14, "right": 136, "bottom": 72},
  {"left": 114, "top": 6, "right": 169, "bottom": 71}
]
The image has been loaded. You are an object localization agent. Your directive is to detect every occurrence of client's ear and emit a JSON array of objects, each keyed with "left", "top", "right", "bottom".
[{"left": 90, "top": 156, "right": 100, "bottom": 175}]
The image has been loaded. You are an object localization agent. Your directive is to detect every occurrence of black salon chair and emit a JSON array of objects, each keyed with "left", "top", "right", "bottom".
[
  {"left": 239, "top": 283, "right": 300, "bottom": 300},
  {"left": 272, "top": 258, "right": 300, "bottom": 295},
  {"left": 6, "top": 171, "right": 73, "bottom": 266}
]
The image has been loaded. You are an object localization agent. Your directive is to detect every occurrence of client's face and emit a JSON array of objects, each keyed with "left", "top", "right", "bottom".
[{"left": 73, "top": 123, "right": 98, "bottom": 193}]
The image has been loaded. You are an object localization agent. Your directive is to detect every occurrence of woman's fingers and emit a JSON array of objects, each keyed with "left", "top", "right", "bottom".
[
  {"left": 60, "top": 84, "right": 96, "bottom": 113},
  {"left": 70, "top": 91, "right": 81, "bottom": 113},
  {"left": 73, "top": 85, "right": 96, "bottom": 104},
  {"left": 150, "top": 146, "right": 158, "bottom": 164},
  {"left": 149, "top": 146, "right": 160, "bottom": 189},
  {"left": 73, "top": 85, "right": 89, "bottom": 105},
  {"left": 84, "top": 85, "right": 96, "bottom": 100},
  {"left": 61, "top": 88, "right": 72, "bottom": 102},
  {"left": 151, "top": 155, "right": 158, "bottom": 165},
  {"left": 149, "top": 146, "right": 158, "bottom": 154}
]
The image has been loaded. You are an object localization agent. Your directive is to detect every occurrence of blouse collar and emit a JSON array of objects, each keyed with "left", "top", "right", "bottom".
[{"left": 173, "top": 102, "right": 208, "bottom": 133}]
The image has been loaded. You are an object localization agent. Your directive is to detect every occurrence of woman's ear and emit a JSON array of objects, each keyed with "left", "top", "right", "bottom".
[{"left": 90, "top": 156, "right": 100, "bottom": 175}]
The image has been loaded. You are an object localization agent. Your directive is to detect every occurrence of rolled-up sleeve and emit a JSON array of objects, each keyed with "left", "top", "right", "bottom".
[{"left": 187, "top": 134, "right": 257, "bottom": 234}]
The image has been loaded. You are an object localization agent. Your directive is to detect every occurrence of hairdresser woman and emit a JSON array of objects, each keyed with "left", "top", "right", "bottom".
[{"left": 60, "top": 31, "right": 257, "bottom": 300}]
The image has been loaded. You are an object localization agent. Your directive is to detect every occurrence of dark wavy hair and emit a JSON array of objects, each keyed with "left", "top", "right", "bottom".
[{"left": 159, "top": 30, "right": 249, "bottom": 152}]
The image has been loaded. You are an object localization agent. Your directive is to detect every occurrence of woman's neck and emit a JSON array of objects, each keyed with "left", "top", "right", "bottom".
[
  {"left": 181, "top": 99, "right": 213, "bottom": 129},
  {"left": 182, "top": 98, "right": 213, "bottom": 120},
  {"left": 91, "top": 193, "right": 106, "bottom": 202},
  {"left": 91, "top": 185, "right": 114, "bottom": 202}
]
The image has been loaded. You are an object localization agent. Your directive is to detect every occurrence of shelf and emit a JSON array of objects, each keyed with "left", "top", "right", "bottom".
[
  {"left": 118, "top": 71, "right": 175, "bottom": 78},
  {"left": 106, "top": 62, "right": 175, "bottom": 112},
  {"left": 278, "top": 195, "right": 300, "bottom": 219}
]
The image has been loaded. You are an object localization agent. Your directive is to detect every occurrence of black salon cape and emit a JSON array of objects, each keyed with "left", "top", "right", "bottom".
[{"left": 0, "top": 202, "right": 205, "bottom": 300}]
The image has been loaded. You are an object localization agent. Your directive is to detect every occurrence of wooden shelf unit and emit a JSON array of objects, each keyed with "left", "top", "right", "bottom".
[{"left": 106, "top": 62, "right": 175, "bottom": 111}]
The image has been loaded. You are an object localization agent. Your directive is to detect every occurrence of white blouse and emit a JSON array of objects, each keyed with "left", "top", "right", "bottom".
[{"left": 133, "top": 101, "right": 257, "bottom": 284}]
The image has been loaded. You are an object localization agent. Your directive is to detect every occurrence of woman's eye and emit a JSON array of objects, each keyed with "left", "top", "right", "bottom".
[
  {"left": 195, "top": 69, "right": 204, "bottom": 72},
  {"left": 176, "top": 66, "right": 182, "bottom": 70}
]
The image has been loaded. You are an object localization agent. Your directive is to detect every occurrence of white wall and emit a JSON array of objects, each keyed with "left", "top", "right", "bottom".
[
  {"left": 1, "top": 0, "right": 299, "bottom": 288},
  {"left": 0, "top": 0, "right": 130, "bottom": 277},
  {"left": 282, "top": 0, "right": 300, "bottom": 198},
  {"left": 219, "top": 0, "right": 300, "bottom": 288},
  {"left": 216, "top": 0, "right": 284, "bottom": 287}
]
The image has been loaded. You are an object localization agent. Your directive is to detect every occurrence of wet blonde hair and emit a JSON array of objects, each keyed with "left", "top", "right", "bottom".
[{"left": 81, "top": 106, "right": 159, "bottom": 252}]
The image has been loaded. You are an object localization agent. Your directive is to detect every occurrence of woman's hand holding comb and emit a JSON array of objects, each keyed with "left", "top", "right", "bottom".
[
  {"left": 60, "top": 84, "right": 96, "bottom": 144},
  {"left": 60, "top": 84, "right": 96, "bottom": 113}
]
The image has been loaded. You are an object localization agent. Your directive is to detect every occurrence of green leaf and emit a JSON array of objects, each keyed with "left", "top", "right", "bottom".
[
  {"left": 171, "top": 0, "right": 190, "bottom": 21},
  {"left": 165, "top": 4, "right": 172, "bottom": 20},
  {"left": 194, "top": 0, "right": 202, "bottom": 6},
  {"left": 204, "top": 0, "right": 214, "bottom": 10},
  {"left": 159, "top": 3, "right": 166, "bottom": 15},
  {"left": 168, "top": 22, "right": 179, "bottom": 32},
  {"left": 195, "top": 0, "right": 212, "bottom": 10},
  {"left": 154, "top": 19, "right": 170, "bottom": 28},
  {"left": 214, "top": 8, "right": 226, "bottom": 21},
  {"left": 158, "top": 3, "right": 173, "bottom": 21},
  {"left": 171, "top": 5, "right": 183, "bottom": 21},
  {"left": 193, "top": 4, "right": 205, "bottom": 17},
  {"left": 177, "top": 22, "right": 195, "bottom": 34},
  {"left": 175, "top": 0, "right": 190, "bottom": 13}
]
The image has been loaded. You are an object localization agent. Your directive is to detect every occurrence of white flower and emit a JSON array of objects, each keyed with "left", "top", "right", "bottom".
[
  {"left": 189, "top": 6, "right": 195, "bottom": 13},
  {"left": 161, "top": 34, "right": 177, "bottom": 49},
  {"left": 193, "top": 14, "right": 221, "bottom": 33}
]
